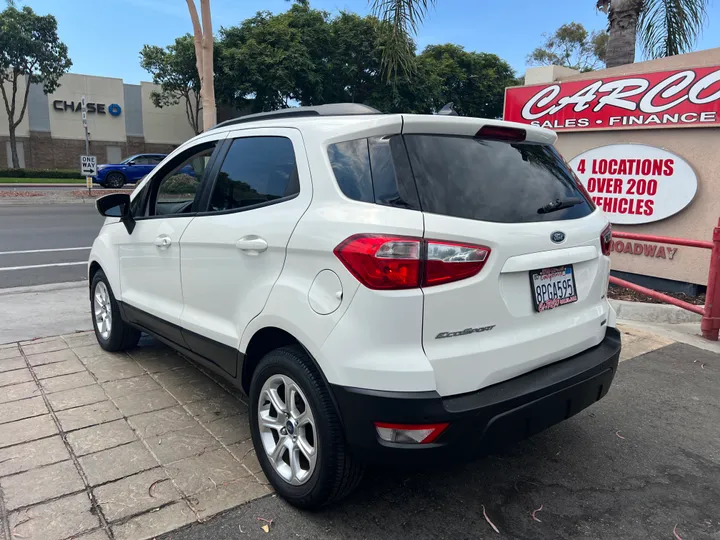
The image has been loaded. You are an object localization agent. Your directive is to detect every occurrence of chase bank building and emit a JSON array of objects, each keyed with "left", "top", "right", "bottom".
[{"left": 0, "top": 73, "right": 203, "bottom": 169}]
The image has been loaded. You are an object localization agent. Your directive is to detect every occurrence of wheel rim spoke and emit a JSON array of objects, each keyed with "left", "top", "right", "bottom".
[
  {"left": 270, "top": 436, "right": 287, "bottom": 465},
  {"left": 290, "top": 447, "right": 303, "bottom": 481},
  {"left": 266, "top": 388, "right": 286, "bottom": 415},
  {"left": 297, "top": 434, "right": 315, "bottom": 459}
]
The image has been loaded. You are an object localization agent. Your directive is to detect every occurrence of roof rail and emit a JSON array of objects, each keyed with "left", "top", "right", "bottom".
[{"left": 211, "top": 103, "right": 381, "bottom": 130}]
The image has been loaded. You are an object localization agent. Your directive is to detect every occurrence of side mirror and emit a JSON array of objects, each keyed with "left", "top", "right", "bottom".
[
  {"left": 96, "top": 193, "right": 135, "bottom": 234},
  {"left": 127, "top": 160, "right": 136, "bottom": 166}
]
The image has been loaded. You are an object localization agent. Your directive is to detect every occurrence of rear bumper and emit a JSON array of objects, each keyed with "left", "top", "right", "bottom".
[{"left": 331, "top": 327, "right": 621, "bottom": 464}]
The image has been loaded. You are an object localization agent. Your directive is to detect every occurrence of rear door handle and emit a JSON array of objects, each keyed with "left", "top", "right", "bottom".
[
  {"left": 235, "top": 236, "right": 268, "bottom": 255},
  {"left": 154, "top": 235, "right": 172, "bottom": 249}
]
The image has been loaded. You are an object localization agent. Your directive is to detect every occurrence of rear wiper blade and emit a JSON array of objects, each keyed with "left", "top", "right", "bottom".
[{"left": 537, "top": 197, "right": 584, "bottom": 214}]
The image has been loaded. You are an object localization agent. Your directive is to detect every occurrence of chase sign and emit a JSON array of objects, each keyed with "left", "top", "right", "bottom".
[{"left": 53, "top": 100, "right": 122, "bottom": 117}]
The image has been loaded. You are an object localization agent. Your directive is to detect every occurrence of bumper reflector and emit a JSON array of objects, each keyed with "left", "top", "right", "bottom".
[{"left": 374, "top": 422, "right": 449, "bottom": 444}]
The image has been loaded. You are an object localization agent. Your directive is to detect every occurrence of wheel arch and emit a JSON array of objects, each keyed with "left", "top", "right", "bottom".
[
  {"left": 240, "top": 327, "right": 339, "bottom": 412},
  {"left": 241, "top": 325, "right": 346, "bottom": 436}
]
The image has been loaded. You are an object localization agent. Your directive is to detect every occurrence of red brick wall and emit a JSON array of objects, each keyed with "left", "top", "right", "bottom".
[{"left": 1, "top": 133, "right": 179, "bottom": 170}]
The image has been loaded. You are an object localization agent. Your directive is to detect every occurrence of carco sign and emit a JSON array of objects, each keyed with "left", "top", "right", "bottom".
[
  {"left": 569, "top": 144, "right": 697, "bottom": 225},
  {"left": 504, "top": 66, "right": 720, "bottom": 131}
]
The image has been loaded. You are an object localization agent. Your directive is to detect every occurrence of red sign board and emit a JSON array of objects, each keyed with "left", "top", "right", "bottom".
[{"left": 504, "top": 66, "right": 720, "bottom": 131}]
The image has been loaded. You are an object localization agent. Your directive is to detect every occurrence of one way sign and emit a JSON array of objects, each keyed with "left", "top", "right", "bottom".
[{"left": 81, "top": 155, "right": 97, "bottom": 176}]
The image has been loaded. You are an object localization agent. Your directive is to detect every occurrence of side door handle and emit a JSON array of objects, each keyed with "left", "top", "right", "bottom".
[
  {"left": 154, "top": 235, "right": 172, "bottom": 249},
  {"left": 235, "top": 236, "right": 268, "bottom": 255}
]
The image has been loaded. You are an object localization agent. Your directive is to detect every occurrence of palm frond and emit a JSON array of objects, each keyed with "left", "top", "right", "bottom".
[
  {"left": 638, "top": 0, "right": 708, "bottom": 58},
  {"left": 371, "top": 0, "right": 435, "bottom": 79}
]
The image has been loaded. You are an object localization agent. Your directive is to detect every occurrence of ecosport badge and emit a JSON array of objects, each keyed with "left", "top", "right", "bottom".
[{"left": 435, "top": 325, "right": 496, "bottom": 339}]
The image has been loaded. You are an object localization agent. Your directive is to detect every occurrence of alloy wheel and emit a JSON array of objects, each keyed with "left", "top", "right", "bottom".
[
  {"left": 257, "top": 374, "right": 318, "bottom": 485},
  {"left": 93, "top": 281, "right": 112, "bottom": 340}
]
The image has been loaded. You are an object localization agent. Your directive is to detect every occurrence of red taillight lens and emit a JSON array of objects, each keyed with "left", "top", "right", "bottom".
[
  {"left": 600, "top": 224, "right": 612, "bottom": 256},
  {"left": 333, "top": 235, "right": 421, "bottom": 290},
  {"left": 424, "top": 241, "right": 490, "bottom": 286},
  {"left": 334, "top": 235, "right": 490, "bottom": 290},
  {"left": 475, "top": 125, "right": 526, "bottom": 141}
]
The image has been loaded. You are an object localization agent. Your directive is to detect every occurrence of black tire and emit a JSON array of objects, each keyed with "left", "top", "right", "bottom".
[
  {"left": 90, "top": 270, "right": 141, "bottom": 352},
  {"left": 250, "top": 346, "right": 364, "bottom": 509},
  {"left": 105, "top": 172, "right": 125, "bottom": 188}
]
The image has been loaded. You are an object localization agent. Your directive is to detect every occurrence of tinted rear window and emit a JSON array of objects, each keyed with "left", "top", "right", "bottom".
[{"left": 403, "top": 135, "right": 594, "bottom": 223}]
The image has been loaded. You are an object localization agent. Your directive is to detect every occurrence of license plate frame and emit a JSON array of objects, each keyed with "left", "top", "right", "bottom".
[{"left": 529, "top": 265, "right": 578, "bottom": 312}]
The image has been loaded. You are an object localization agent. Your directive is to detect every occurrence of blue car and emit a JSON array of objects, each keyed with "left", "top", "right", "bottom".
[{"left": 94, "top": 154, "right": 167, "bottom": 188}]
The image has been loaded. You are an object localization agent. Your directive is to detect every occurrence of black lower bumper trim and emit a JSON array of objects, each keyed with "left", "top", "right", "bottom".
[{"left": 331, "top": 327, "right": 621, "bottom": 464}]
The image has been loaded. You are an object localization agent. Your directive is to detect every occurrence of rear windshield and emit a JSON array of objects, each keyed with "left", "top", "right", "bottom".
[{"left": 403, "top": 135, "right": 594, "bottom": 223}]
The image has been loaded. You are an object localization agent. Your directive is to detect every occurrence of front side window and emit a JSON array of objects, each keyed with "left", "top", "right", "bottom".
[{"left": 208, "top": 136, "right": 299, "bottom": 212}]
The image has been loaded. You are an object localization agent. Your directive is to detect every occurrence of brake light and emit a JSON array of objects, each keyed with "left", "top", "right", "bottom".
[
  {"left": 334, "top": 235, "right": 490, "bottom": 290},
  {"left": 374, "top": 422, "right": 449, "bottom": 444},
  {"left": 333, "top": 235, "right": 421, "bottom": 290},
  {"left": 600, "top": 224, "right": 612, "bottom": 256},
  {"left": 475, "top": 125, "right": 526, "bottom": 142}
]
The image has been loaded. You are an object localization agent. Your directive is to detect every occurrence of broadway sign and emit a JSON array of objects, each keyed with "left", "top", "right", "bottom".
[{"left": 504, "top": 66, "right": 720, "bottom": 131}]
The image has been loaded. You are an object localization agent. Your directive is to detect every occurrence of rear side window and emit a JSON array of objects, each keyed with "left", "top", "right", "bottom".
[
  {"left": 403, "top": 135, "right": 594, "bottom": 223},
  {"left": 209, "top": 136, "right": 299, "bottom": 212},
  {"left": 328, "top": 136, "right": 420, "bottom": 210}
]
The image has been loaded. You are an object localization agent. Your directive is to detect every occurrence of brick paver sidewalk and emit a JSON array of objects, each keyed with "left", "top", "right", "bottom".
[
  {"left": 0, "top": 323, "right": 674, "bottom": 540},
  {"left": 0, "top": 333, "right": 269, "bottom": 540}
]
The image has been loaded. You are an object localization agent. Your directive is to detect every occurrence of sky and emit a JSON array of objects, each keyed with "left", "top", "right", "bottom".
[{"left": 16, "top": 0, "right": 720, "bottom": 85}]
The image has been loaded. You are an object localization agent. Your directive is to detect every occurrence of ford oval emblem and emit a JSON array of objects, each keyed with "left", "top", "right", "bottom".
[{"left": 551, "top": 231, "right": 565, "bottom": 244}]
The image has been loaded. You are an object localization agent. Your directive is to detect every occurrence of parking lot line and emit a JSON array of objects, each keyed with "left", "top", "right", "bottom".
[
  {"left": 0, "top": 247, "right": 91, "bottom": 256},
  {"left": 0, "top": 262, "right": 87, "bottom": 272}
]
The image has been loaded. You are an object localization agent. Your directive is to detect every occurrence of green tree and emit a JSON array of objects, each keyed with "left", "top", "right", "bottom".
[
  {"left": 217, "top": 3, "right": 330, "bottom": 112},
  {"left": 0, "top": 4, "right": 71, "bottom": 168},
  {"left": 215, "top": 4, "right": 513, "bottom": 117},
  {"left": 140, "top": 35, "right": 203, "bottom": 135},
  {"left": 372, "top": 0, "right": 709, "bottom": 74},
  {"left": 528, "top": 23, "right": 607, "bottom": 72},
  {"left": 418, "top": 45, "right": 517, "bottom": 118}
]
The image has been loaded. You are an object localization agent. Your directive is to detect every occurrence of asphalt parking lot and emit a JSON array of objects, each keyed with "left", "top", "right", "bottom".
[{"left": 162, "top": 342, "right": 720, "bottom": 540}]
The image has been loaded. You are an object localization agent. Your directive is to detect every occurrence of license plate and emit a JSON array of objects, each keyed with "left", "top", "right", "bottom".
[{"left": 530, "top": 265, "right": 578, "bottom": 312}]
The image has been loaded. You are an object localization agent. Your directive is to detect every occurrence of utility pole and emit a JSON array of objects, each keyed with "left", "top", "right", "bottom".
[{"left": 82, "top": 95, "right": 90, "bottom": 195}]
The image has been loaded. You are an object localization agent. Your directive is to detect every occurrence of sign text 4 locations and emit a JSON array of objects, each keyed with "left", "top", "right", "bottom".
[{"left": 569, "top": 144, "right": 697, "bottom": 225}]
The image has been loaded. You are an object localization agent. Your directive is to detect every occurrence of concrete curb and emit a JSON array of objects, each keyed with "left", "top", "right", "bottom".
[
  {"left": 610, "top": 298, "right": 703, "bottom": 324},
  {"left": 0, "top": 198, "right": 99, "bottom": 205},
  {"left": 0, "top": 280, "right": 87, "bottom": 297}
]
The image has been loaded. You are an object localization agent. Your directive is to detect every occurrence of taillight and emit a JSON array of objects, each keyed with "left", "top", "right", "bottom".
[
  {"left": 600, "top": 224, "right": 612, "bottom": 256},
  {"left": 334, "top": 235, "right": 490, "bottom": 290},
  {"left": 333, "top": 235, "right": 421, "bottom": 290}
]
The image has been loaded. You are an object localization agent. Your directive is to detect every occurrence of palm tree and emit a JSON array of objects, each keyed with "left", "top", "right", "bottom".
[
  {"left": 597, "top": 0, "right": 708, "bottom": 67},
  {"left": 186, "top": 0, "right": 216, "bottom": 130},
  {"left": 371, "top": 0, "right": 709, "bottom": 73}
]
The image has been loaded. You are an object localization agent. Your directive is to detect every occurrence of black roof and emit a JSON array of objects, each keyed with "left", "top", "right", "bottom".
[{"left": 212, "top": 103, "right": 381, "bottom": 131}]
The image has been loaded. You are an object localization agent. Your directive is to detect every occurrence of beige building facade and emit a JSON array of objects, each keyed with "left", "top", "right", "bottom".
[
  {"left": 506, "top": 48, "right": 720, "bottom": 288},
  {"left": 0, "top": 72, "right": 200, "bottom": 169}
]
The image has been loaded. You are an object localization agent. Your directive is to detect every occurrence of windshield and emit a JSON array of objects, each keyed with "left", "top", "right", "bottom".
[
  {"left": 403, "top": 135, "right": 595, "bottom": 224},
  {"left": 120, "top": 155, "right": 138, "bottom": 164}
]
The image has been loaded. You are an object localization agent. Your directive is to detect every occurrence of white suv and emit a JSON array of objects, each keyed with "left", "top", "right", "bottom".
[{"left": 89, "top": 104, "right": 621, "bottom": 509}]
